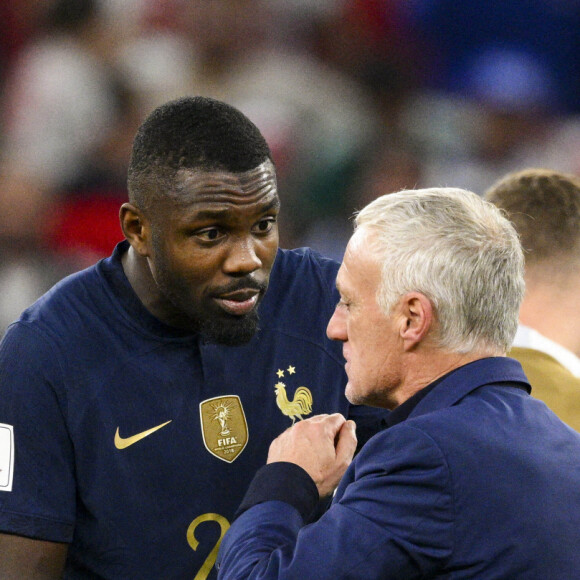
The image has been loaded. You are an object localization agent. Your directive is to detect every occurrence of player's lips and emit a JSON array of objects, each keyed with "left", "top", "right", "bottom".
[{"left": 213, "top": 289, "right": 260, "bottom": 316}]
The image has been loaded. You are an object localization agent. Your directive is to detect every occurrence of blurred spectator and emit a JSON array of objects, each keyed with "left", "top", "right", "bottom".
[
  {"left": 397, "top": 74, "right": 580, "bottom": 194},
  {"left": 302, "top": 136, "right": 423, "bottom": 260},
  {"left": 173, "top": 0, "right": 380, "bottom": 248},
  {"left": 0, "top": 0, "right": 124, "bottom": 243},
  {"left": 45, "top": 84, "right": 142, "bottom": 267},
  {"left": 409, "top": 0, "right": 580, "bottom": 114},
  {"left": 0, "top": 1, "right": 54, "bottom": 83},
  {"left": 0, "top": 0, "right": 128, "bottom": 333},
  {"left": 395, "top": 0, "right": 580, "bottom": 193},
  {"left": 110, "top": 0, "right": 196, "bottom": 114}
]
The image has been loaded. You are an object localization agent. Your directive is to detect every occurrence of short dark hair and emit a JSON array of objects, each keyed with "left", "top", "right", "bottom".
[
  {"left": 485, "top": 168, "right": 580, "bottom": 265},
  {"left": 127, "top": 96, "right": 273, "bottom": 210}
]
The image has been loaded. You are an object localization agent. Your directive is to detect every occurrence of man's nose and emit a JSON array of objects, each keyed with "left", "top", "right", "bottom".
[
  {"left": 223, "top": 237, "right": 262, "bottom": 275},
  {"left": 327, "top": 305, "right": 347, "bottom": 341}
]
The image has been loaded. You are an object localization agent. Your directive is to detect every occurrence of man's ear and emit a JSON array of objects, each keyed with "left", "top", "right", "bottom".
[
  {"left": 120, "top": 203, "right": 150, "bottom": 257},
  {"left": 399, "top": 292, "right": 433, "bottom": 351}
]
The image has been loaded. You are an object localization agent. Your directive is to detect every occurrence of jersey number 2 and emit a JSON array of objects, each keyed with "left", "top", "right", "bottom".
[{"left": 187, "top": 513, "right": 230, "bottom": 579}]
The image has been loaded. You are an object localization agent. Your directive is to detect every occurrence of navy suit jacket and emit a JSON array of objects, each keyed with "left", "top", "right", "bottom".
[{"left": 217, "top": 357, "right": 580, "bottom": 579}]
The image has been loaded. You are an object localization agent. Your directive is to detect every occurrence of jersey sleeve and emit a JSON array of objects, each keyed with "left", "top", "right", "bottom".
[
  {"left": 0, "top": 323, "right": 76, "bottom": 542},
  {"left": 216, "top": 425, "right": 453, "bottom": 579}
]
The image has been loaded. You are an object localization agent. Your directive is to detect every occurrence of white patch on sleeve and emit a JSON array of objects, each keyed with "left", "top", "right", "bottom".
[{"left": 0, "top": 423, "right": 15, "bottom": 492}]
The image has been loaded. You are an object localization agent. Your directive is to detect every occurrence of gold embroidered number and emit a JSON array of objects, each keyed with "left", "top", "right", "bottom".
[{"left": 187, "top": 513, "right": 230, "bottom": 580}]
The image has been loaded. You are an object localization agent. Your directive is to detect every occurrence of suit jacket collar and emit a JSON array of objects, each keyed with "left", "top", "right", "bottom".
[{"left": 409, "top": 357, "right": 530, "bottom": 419}]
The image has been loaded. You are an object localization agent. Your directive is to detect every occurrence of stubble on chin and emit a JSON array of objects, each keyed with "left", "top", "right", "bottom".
[{"left": 344, "top": 383, "right": 362, "bottom": 406}]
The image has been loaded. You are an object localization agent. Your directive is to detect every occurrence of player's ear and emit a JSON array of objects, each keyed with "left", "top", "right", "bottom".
[
  {"left": 120, "top": 203, "right": 151, "bottom": 257},
  {"left": 399, "top": 292, "right": 433, "bottom": 350}
]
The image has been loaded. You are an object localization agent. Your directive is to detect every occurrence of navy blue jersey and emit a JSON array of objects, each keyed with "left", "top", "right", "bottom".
[{"left": 0, "top": 242, "right": 386, "bottom": 579}]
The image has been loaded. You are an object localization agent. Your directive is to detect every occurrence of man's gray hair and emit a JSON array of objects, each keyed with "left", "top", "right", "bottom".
[{"left": 355, "top": 187, "right": 525, "bottom": 354}]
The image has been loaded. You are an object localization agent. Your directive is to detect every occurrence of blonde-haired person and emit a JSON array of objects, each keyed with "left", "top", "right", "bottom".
[{"left": 485, "top": 168, "right": 580, "bottom": 432}]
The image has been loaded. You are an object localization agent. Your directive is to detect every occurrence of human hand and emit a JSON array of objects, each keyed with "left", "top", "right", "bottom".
[{"left": 267, "top": 414, "right": 357, "bottom": 498}]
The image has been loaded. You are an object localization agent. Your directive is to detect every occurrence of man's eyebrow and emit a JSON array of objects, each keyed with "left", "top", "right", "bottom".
[
  {"left": 188, "top": 207, "right": 232, "bottom": 221},
  {"left": 189, "top": 199, "right": 280, "bottom": 222},
  {"left": 262, "top": 198, "right": 281, "bottom": 212}
]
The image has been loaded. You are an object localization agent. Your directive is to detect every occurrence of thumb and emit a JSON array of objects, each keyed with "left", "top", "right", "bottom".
[{"left": 335, "top": 420, "right": 357, "bottom": 464}]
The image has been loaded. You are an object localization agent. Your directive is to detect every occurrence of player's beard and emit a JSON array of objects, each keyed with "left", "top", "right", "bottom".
[
  {"left": 150, "top": 238, "right": 264, "bottom": 346},
  {"left": 155, "top": 272, "right": 263, "bottom": 346},
  {"left": 198, "top": 309, "right": 260, "bottom": 346}
]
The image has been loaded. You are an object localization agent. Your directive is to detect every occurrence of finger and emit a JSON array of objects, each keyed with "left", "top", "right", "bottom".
[
  {"left": 324, "top": 413, "right": 347, "bottom": 431},
  {"left": 305, "top": 413, "right": 330, "bottom": 424},
  {"left": 325, "top": 413, "right": 347, "bottom": 439},
  {"left": 335, "top": 420, "right": 357, "bottom": 463},
  {"left": 301, "top": 414, "right": 345, "bottom": 440},
  {"left": 307, "top": 413, "right": 343, "bottom": 424}
]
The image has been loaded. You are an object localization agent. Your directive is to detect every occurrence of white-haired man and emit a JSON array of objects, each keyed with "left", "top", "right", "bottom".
[{"left": 217, "top": 187, "right": 580, "bottom": 579}]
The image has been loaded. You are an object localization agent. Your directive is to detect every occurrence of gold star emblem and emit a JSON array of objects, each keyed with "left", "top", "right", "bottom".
[
  {"left": 287, "top": 366, "right": 296, "bottom": 375},
  {"left": 276, "top": 369, "right": 284, "bottom": 378}
]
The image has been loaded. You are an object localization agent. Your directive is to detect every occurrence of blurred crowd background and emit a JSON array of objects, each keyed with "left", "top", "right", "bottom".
[{"left": 0, "top": 0, "right": 579, "bottom": 334}]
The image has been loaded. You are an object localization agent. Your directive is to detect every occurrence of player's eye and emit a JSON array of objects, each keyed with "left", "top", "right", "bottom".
[
  {"left": 253, "top": 217, "right": 277, "bottom": 234},
  {"left": 195, "top": 227, "right": 223, "bottom": 242}
]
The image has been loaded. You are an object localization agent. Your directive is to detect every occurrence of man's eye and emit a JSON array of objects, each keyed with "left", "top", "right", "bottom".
[
  {"left": 196, "top": 228, "right": 223, "bottom": 242},
  {"left": 253, "top": 218, "right": 276, "bottom": 234}
]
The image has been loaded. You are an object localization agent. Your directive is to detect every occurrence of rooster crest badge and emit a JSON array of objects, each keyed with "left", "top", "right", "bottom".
[{"left": 274, "top": 365, "right": 313, "bottom": 424}]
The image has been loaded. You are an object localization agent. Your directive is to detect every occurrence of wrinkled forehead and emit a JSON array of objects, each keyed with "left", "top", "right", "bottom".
[{"left": 167, "top": 160, "right": 278, "bottom": 207}]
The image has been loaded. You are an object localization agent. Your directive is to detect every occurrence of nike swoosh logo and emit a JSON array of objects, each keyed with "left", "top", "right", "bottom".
[{"left": 114, "top": 420, "right": 172, "bottom": 449}]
